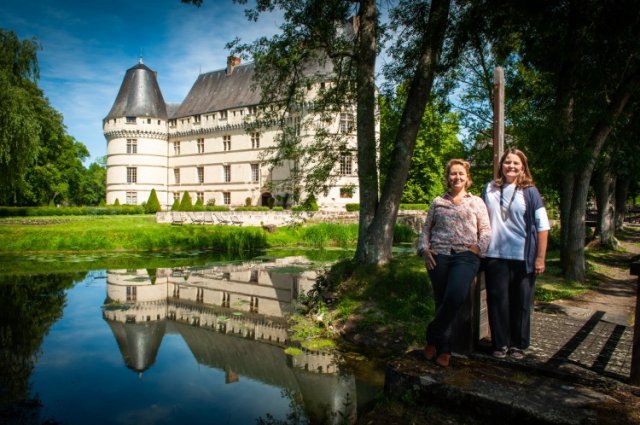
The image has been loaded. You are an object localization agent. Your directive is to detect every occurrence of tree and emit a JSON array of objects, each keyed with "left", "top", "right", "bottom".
[
  {"left": 380, "top": 93, "right": 464, "bottom": 203},
  {"left": 184, "top": 0, "right": 453, "bottom": 265},
  {"left": 0, "top": 28, "right": 97, "bottom": 207},
  {"left": 462, "top": 0, "right": 640, "bottom": 281},
  {"left": 0, "top": 29, "right": 42, "bottom": 204},
  {"left": 179, "top": 192, "right": 193, "bottom": 211},
  {"left": 145, "top": 189, "right": 161, "bottom": 214}
]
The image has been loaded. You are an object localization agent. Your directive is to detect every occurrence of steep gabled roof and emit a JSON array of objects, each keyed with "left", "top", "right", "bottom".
[
  {"left": 105, "top": 62, "right": 168, "bottom": 120},
  {"left": 171, "top": 63, "right": 260, "bottom": 119}
]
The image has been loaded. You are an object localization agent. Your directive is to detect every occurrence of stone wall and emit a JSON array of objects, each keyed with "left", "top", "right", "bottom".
[{"left": 156, "top": 210, "right": 426, "bottom": 230}]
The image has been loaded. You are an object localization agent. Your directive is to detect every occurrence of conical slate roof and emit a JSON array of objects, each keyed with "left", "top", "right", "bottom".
[{"left": 105, "top": 62, "right": 168, "bottom": 120}]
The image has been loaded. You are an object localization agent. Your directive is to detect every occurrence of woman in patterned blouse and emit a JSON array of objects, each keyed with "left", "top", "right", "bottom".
[{"left": 418, "top": 159, "right": 491, "bottom": 367}]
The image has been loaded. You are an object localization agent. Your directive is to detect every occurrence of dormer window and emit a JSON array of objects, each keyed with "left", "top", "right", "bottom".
[
  {"left": 193, "top": 114, "right": 201, "bottom": 124},
  {"left": 169, "top": 119, "right": 177, "bottom": 128},
  {"left": 219, "top": 110, "right": 228, "bottom": 120},
  {"left": 126, "top": 116, "right": 136, "bottom": 124}
]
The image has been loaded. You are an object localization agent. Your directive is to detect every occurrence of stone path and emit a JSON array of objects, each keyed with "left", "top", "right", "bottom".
[{"left": 529, "top": 225, "right": 639, "bottom": 381}]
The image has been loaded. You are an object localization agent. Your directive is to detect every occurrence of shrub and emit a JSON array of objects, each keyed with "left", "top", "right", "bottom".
[
  {"left": 113, "top": 198, "right": 120, "bottom": 206},
  {"left": 235, "top": 206, "right": 270, "bottom": 211},
  {"left": 345, "top": 203, "right": 359, "bottom": 212},
  {"left": 171, "top": 198, "right": 180, "bottom": 211},
  {"left": 144, "top": 189, "right": 162, "bottom": 214},
  {"left": 194, "top": 198, "right": 204, "bottom": 211},
  {"left": 399, "top": 203, "right": 429, "bottom": 211},
  {"left": 206, "top": 198, "right": 216, "bottom": 206},
  {"left": 245, "top": 197, "right": 252, "bottom": 207},
  {"left": 302, "top": 193, "right": 319, "bottom": 211},
  {"left": 179, "top": 192, "right": 193, "bottom": 211}
]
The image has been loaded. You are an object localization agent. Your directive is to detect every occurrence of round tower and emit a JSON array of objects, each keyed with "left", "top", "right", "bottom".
[{"left": 103, "top": 60, "right": 169, "bottom": 207}]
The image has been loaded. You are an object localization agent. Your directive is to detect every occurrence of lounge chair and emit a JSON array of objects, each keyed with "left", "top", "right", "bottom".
[
  {"left": 213, "top": 213, "right": 231, "bottom": 225},
  {"left": 171, "top": 212, "right": 185, "bottom": 225}
]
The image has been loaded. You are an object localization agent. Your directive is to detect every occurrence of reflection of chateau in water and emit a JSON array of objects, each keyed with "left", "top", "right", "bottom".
[
  {"left": 103, "top": 257, "right": 318, "bottom": 348},
  {"left": 102, "top": 257, "right": 359, "bottom": 424}
]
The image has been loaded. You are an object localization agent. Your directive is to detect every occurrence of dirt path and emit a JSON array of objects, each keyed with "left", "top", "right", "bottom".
[{"left": 551, "top": 225, "right": 640, "bottom": 326}]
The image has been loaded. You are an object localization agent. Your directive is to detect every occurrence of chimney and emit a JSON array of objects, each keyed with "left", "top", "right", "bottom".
[{"left": 226, "top": 56, "right": 241, "bottom": 76}]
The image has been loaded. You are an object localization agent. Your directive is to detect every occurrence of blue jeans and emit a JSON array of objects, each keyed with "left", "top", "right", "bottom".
[
  {"left": 426, "top": 250, "right": 481, "bottom": 354},
  {"left": 485, "top": 258, "right": 536, "bottom": 350}
]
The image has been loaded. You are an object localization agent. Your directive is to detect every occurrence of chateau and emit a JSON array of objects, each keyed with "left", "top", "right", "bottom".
[{"left": 103, "top": 56, "right": 363, "bottom": 210}]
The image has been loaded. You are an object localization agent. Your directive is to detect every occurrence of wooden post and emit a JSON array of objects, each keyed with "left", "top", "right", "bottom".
[
  {"left": 493, "top": 67, "right": 505, "bottom": 179},
  {"left": 630, "top": 261, "right": 640, "bottom": 385}
]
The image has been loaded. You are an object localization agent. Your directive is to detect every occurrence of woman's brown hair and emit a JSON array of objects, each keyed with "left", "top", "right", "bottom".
[
  {"left": 495, "top": 147, "right": 534, "bottom": 188},
  {"left": 446, "top": 158, "right": 473, "bottom": 189}
]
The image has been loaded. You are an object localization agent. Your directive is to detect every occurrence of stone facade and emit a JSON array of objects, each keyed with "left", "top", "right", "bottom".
[{"left": 104, "top": 58, "right": 366, "bottom": 210}]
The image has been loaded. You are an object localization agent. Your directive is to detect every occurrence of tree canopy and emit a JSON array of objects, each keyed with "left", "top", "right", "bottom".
[{"left": 0, "top": 28, "right": 105, "bottom": 206}]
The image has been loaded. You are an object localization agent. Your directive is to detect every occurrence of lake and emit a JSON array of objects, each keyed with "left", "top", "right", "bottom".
[{"left": 0, "top": 254, "right": 382, "bottom": 425}]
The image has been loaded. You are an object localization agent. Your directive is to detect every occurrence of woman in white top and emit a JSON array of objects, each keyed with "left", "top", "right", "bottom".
[{"left": 482, "top": 148, "right": 550, "bottom": 360}]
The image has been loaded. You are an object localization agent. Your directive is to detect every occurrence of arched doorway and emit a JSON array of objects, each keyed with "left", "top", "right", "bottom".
[{"left": 261, "top": 192, "right": 273, "bottom": 207}]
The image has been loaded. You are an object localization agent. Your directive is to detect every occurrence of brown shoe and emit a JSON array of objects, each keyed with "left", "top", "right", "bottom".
[
  {"left": 424, "top": 345, "right": 436, "bottom": 361},
  {"left": 436, "top": 353, "right": 451, "bottom": 367}
]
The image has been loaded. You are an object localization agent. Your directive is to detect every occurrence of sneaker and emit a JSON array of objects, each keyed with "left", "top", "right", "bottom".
[
  {"left": 492, "top": 347, "right": 508, "bottom": 359},
  {"left": 509, "top": 348, "right": 524, "bottom": 360}
]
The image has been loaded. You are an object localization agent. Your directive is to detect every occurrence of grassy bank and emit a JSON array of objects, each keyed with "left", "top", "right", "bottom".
[
  {"left": 0, "top": 215, "right": 267, "bottom": 254},
  {"left": 0, "top": 215, "right": 416, "bottom": 254}
]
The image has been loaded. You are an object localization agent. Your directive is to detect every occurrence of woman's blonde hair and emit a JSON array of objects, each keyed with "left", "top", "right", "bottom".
[
  {"left": 446, "top": 158, "right": 472, "bottom": 189},
  {"left": 495, "top": 147, "right": 534, "bottom": 188}
]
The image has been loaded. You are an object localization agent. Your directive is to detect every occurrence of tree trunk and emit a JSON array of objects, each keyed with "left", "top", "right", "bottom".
[
  {"left": 354, "top": 0, "right": 380, "bottom": 262},
  {"left": 615, "top": 177, "right": 629, "bottom": 230},
  {"left": 594, "top": 166, "right": 617, "bottom": 248},
  {"left": 562, "top": 68, "right": 640, "bottom": 281},
  {"left": 359, "top": 0, "right": 451, "bottom": 265},
  {"left": 559, "top": 171, "right": 575, "bottom": 270}
]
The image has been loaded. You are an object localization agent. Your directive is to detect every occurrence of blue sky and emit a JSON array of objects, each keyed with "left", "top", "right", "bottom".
[{"left": 1, "top": 0, "right": 283, "bottom": 163}]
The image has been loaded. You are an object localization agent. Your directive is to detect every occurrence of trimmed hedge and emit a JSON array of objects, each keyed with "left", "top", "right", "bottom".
[
  {"left": 344, "top": 203, "right": 429, "bottom": 212},
  {"left": 0, "top": 206, "right": 145, "bottom": 217}
]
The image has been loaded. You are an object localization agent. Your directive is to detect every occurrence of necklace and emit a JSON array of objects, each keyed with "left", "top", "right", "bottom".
[{"left": 500, "top": 184, "right": 517, "bottom": 221}]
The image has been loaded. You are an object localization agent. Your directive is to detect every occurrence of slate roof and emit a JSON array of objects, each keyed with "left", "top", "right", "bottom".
[
  {"left": 171, "top": 63, "right": 261, "bottom": 119},
  {"left": 171, "top": 57, "right": 334, "bottom": 120},
  {"left": 105, "top": 62, "right": 168, "bottom": 120}
]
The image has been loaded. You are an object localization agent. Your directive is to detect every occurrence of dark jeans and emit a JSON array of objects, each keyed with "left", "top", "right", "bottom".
[
  {"left": 426, "top": 250, "right": 481, "bottom": 354},
  {"left": 485, "top": 258, "right": 536, "bottom": 350}
]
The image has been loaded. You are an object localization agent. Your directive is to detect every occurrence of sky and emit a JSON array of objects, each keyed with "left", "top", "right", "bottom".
[{"left": 1, "top": 0, "right": 284, "bottom": 164}]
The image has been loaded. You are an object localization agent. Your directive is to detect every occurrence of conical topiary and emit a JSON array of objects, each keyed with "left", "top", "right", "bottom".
[
  {"left": 144, "top": 189, "right": 162, "bottom": 213},
  {"left": 179, "top": 192, "right": 193, "bottom": 211}
]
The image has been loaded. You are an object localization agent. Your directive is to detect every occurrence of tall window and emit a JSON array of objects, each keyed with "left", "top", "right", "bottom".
[
  {"left": 223, "top": 192, "right": 231, "bottom": 205},
  {"left": 251, "top": 132, "right": 260, "bottom": 149},
  {"left": 126, "top": 139, "right": 137, "bottom": 154},
  {"left": 223, "top": 135, "right": 231, "bottom": 151},
  {"left": 174, "top": 168, "right": 180, "bottom": 184},
  {"left": 126, "top": 191, "right": 137, "bottom": 204},
  {"left": 174, "top": 141, "right": 180, "bottom": 155},
  {"left": 173, "top": 192, "right": 180, "bottom": 202},
  {"left": 126, "top": 167, "right": 137, "bottom": 183},
  {"left": 197, "top": 138, "right": 204, "bottom": 153},
  {"left": 339, "top": 113, "right": 355, "bottom": 133},
  {"left": 197, "top": 166, "right": 204, "bottom": 183},
  {"left": 126, "top": 286, "right": 137, "bottom": 302},
  {"left": 340, "top": 155, "right": 352, "bottom": 175},
  {"left": 224, "top": 165, "right": 231, "bottom": 182},
  {"left": 251, "top": 164, "right": 260, "bottom": 183}
]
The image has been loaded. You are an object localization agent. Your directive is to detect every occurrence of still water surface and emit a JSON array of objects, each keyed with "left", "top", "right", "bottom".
[{"left": 1, "top": 254, "right": 381, "bottom": 425}]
